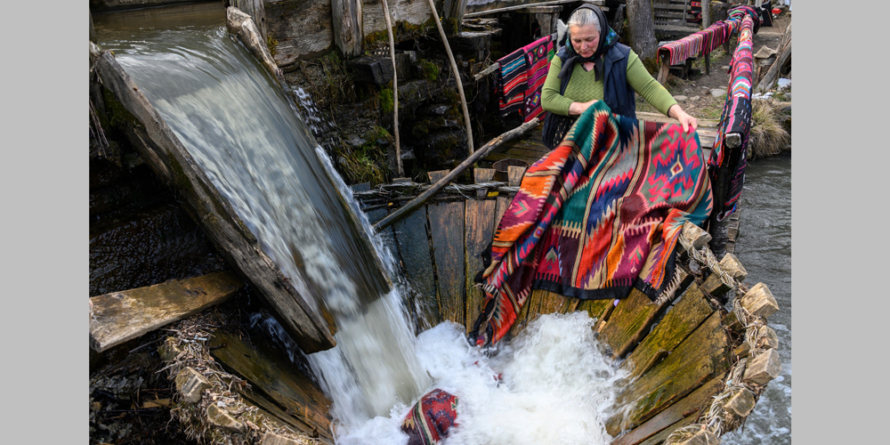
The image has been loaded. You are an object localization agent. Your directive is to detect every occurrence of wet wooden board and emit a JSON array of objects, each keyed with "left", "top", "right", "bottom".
[
  {"left": 494, "top": 165, "right": 526, "bottom": 229},
  {"left": 607, "top": 312, "right": 731, "bottom": 435},
  {"left": 623, "top": 284, "right": 715, "bottom": 380},
  {"left": 427, "top": 171, "right": 467, "bottom": 326},
  {"left": 579, "top": 299, "right": 615, "bottom": 331},
  {"left": 509, "top": 290, "right": 578, "bottom": 337},
  {"left": 393, "top": 208, "right": 440, "bottom": 328},
  {"left": 637, "top": 415, "right": 697, "bottom": 445},
  {"left": 598, "top": 288, "right": 669, "bottom": 360},
  {"left": 612, "top": 376, "right": 724, "bottom": 445},
  {"left": 465, "top": 170, "right": 498, "bottom": 333},
  {"left": 239, "top": 389, "right": 326, "bottom": 442},
  {"left": 208, "top": 331, "right": 332, "bottom": 439},
  {"left": 89, "top": 271, "right": 244, "bottom": 352}
]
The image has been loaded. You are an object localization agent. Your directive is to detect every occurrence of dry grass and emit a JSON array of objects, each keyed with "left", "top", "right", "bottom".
[{"left": 748, "top": 99, "right": 790, "bottom": 159}]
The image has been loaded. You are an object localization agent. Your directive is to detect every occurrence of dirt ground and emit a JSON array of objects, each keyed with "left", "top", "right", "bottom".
[{"left": 636, "top": 9, "right": 792, "bottom": 123}]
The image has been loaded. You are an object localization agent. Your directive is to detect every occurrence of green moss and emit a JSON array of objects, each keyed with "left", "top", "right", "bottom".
[
  {"left": 444, "top": 17, "right": 460, "bottom": 36},
  {"left": 379, "top": 88, "right": 394, "bottom": 113},
  {"left": 102, "top": 87, "right": 140, "bottom": 130},
  {"left": 266, "top": 34, "right": 278, "bottom": 57},
  {"left": 419, "top": 59, "right": 439, "bottom": 81}
]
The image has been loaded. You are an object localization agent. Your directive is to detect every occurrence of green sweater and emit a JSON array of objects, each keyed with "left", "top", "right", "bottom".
[{"left": 541, "top": 50, "right": 677, "bottom": 117}]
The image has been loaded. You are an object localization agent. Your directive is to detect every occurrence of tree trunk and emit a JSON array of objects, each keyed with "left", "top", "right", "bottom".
[
  {"left": 332, "top": 0, "right": 364, "bottom": 58},
  {"left": 626, "top": 0, "right": 658, "bottom": 67}
]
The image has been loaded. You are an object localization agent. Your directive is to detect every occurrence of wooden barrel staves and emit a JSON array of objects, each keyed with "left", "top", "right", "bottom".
[{"left": 352, "top": 180, "right": 783, "bottom": 444}]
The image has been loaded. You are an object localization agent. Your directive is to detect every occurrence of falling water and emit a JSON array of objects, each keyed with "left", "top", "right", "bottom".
[{"left": 95, "top": 3, "right": 429, "bottom": 430}]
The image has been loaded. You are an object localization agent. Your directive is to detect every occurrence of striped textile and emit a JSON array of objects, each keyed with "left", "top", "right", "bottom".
[
  {"left": 521, "top": 35, "right": 554, "bottom": 123},
  {"left": 657, "top": 20, "right": 736, "bottom": 66},
  {"left": 709, "top": 7, "right": 759, "bottom": 221},
  {"left": 470, "top": 101, "right": 713, "bottom": 347},
  {"left": 401, "top": 389, "right": 459, "bottom": 445},
  {"left": 496, "top": 48, "right": 528, "bottom": 117}
]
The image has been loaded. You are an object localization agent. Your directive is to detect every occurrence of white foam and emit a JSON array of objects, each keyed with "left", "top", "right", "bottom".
[{"left": 337, "top": 312, "right": 626, "bottom": 445}]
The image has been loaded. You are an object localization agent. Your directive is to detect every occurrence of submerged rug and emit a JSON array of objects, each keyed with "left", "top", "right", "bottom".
[
  {"left": 470, "top": 101, "right": 713, "bottom": 347},
  {"left": 401, "top": 389, "right": 459, "bottom": 445}
]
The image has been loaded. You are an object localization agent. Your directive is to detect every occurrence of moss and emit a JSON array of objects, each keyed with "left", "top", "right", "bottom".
[
  {"left": 379, "top": 88, "right": 394, "bottom": 114},
  {"left": 102, "top": 87, "right": 141, "bottom": 131},
  {"left": 444, "top": 17, "right": 460, "bottom": 36},
  {"left": 266, "top": 34, "right": 278, "bottom": 57},
  {"left": 419, "top": 59, "right": 439, "bottom": 81}
]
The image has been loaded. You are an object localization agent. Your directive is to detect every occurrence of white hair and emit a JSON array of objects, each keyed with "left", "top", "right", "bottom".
[{"left": 566, "top": 8, "right": 601, "bottom": 33}]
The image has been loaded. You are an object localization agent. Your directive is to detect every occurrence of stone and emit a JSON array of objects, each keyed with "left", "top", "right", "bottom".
[
  {"left": 206, "top": 404, "right": 245, "bottom": 433},
  {"left": 710, "top": 88, "right": 727, "bottom": 98},
  {"left": 721, "top": 65, "right": 730, "bottom": 70},
  {"left": 690, "top": 96, "right": 700, "bottom": 102},
  {"left": 673, "top": 95, "right": 688, "bottom": 103},
  {"left": 348, "top": 53, "right": 411, "bottom": 85},
  {"left": 175, "top": 367, "right": 210, "bottom": 404}
]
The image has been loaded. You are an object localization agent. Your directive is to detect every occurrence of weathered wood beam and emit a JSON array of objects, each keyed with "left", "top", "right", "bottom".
[
  {"left": 464, "top": 0, "right": 606, "bottom": 18},
  {"left": 231, "top": 0, "right": 268, "bottom": 40},
  {"left": 742, "top": 348, "right": 782, "bottom": 386},
  {"left": 611, "top": 376, "right": 724, "bottom": 445},
  {"left": 607, "top": 311, "right": 731, "bottom": 436},
  {"left": 427, "top": 170, "right": 468, "bottom": 326},
  {"left": 756, "top": 22, "right": 791, "bottom": 92},
  {"left": 332, "top": 0, "right": 364, "bottom": 58},
  {"left": 94, "top": 52, "right": 336, "bottom": 353},
  {"left": 208, "top": 331, "right": 333, "bottom": 439},
  {"left": 699, "top": 252, "right": 748, "bottom": 299},
  {"left": 89, "top": 271, "right": 244, "bottom": 353},
  {"left": 473, "top": 62, "right": 500, "bottom": 80},
  {"left": 227, "top": 7, "right": 283, "bottom": 82},
  {"left": 465, "top": 169, "right": 498, "bottom": 333},
  {"left": 372, "top": 117, "right": 539, "bottom": 231},
  {"left": 623, "top": 283, "right": 715, "bottom": 380}
]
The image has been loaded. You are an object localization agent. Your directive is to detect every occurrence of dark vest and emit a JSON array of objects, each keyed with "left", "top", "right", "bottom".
[{"left": 542, "top": 43, "right": 636, "bottom": 149}]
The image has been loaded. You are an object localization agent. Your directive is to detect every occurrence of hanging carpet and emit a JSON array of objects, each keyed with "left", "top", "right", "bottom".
[{"left": 470, "top": 101, "right": 713, "bottom": 347}]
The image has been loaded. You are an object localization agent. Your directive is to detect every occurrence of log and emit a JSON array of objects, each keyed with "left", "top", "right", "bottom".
[
  {"left": 89, "top": 271, "right": 244, "bottom": 353},
  {"left": 739, "top": 282, "right": 779, "bottom": 318},
  {"left": 699, "top": 252, "right": 748, "bottom": 299},
  {"left": 373, "top": 118, "right": 539, "bottom": 231},
  {"left": 94, "top": 52, "right": 336, "bottom": 353},
  {"left": 331, "top": 0, "right": 364, "bottom": 57},
  {"left": 657, "top": 52, "right": 671, "bottom": 85},
  {"left": 227, "top": 7, "right": 283, "bottom": 83},
  {"left": 464, "top": 0, "right": 606, "bottom": 18},
  {"left": 607, "top": 312, "right": 731, "bottom": 435},
  {"left": 231, "top": 0, "right": 268, "bottom": 40},
  {"left": 756, "top": 22, "right": 791, "bottom": 91},
  {"left": 428, "top": 170, "right": 467, "bottom": 325},
  {"left": 743, "top": 348, "right": 782, "bottom": 386},
  {"left": 627, "top": 0, "right": 659, "bottom": 63},
  {"left": 209, "top": 331, "right": 333, "bottom": 439},
  {"left": 612, "top": 376, "right": 724, "bottom": 445},
  {"left": 465, "top": 169, "right": 498, "bottom": 332},
  {"left": 623, "top": 283, "right": 715, "bottom": 380}
]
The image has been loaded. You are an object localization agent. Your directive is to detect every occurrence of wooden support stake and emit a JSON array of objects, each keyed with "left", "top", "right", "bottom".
[
  {"left": 89, "top": 271, "right": 244, "bottom": 353},
  {"left": 373, "top": 118, "right": 539, "bottom": 231},
  {"left": 657, "top": 53, "right": 671, "bottom": 85},
  {"left": 739, "top": 282, "right": 779, "bottom": 318},
  {"left": 700, "top": 252, "right": 748, "bottom": 298},
  {"left": 756, "top": 23, "right": 791, "bottom": 92},
  {"left": 332, "top": 0, "right": 364, "bottom": 58},
  {"left": 723, "top": 388, "right": 757, "bottom": 418}
]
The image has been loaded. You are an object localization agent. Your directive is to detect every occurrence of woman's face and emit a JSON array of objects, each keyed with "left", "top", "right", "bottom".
[{"left": 570, "top": 24, "right": 600, "bottom": 58}]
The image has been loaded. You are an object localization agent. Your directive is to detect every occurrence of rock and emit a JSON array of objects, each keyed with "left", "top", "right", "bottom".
[
  {"left": 784, "top": 92, "right": 791, "bottom": 101},
  {"left": 721, "top": 65, "right": 730, "bottom": 70},
  {"left": 348, "top": 54, "right": 411, "bottom": 85},
  {"left": 690, "top": 96, "right": 700, "bottom": 102},
  {"left": 206, "top": 405, "right": 245, "bottom": 433},
  {"left": 175, "top": 367, "right": 210, "bottom": 404},
  {"left": 673, "top": 95, "right": 688, "bottom": 103},
  {"left": 710, "top": 88, "right": 727, "bottom": 98}
]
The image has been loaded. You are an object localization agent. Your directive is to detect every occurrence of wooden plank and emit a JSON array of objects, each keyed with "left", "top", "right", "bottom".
[
  {"left": 510, "top": 290, "right": 578, "bottom": 337},
  {"left": 428, "top": 171, "right": 467, "bottom": 325},
  {"left": 89, "top": 271, "right": 244, "bottom": 352},
  {"left": 209, "top": 331, "right": 333, "bottom": 440},
  {"left": 612, "top": 376, "right": 723, "bottom": 445},
  {"left": 598, "top": 288, "right": 668, "bottom": 360},
  {"left": 700, "top": 252, "right": 747, "bottom": 299},
  {"left": 606, "top": 312, "right": 731, "bottom": 436},
  {"left": 465, "top": 169, "right": 498, "bottom": 333},
  {"left": 393, "top": 207, "right": 441, "bottom": 328},
  {"left": 637, "top": 415, "right": 697, "bottom": 445},
  {"left": 623, "top": 284, "right": 715, "bottom": 380},
  {"left": 635, "top": 112, "right": 720, "bottom": 129},
  {"left": 578, "top": 299, "right": 614, "bottom": 331}
]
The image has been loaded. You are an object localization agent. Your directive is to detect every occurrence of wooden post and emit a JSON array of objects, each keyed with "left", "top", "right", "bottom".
[
  {"left": 702, "top": 0, "right": 711, "bottom": 75},
  {"left": 723, "top": 388, "right": 757, "bottom": 418},
  {"left": 739, "top": 282, "right": 779, "bottom": 318},
  {"left": 756, "top": 23, "right": 791, "bottom": 91},
  {"left": 657, "top": 53, "right": 671, "bottom": 85},
  {"left": 332, "top": 0, "right": 364, "bottom": 58},
  {"left": 231, "top": 0, "right": 268, "bottom": 41},
  {"left": 699, "top": 252, "right": 748, "bottom": 299},
  {"left": 372, "top": 118, "right": 539, "bottom": 231},
  {"left": 444, "top": 0, "right": 470, "bottom": 30},
  {"left": 743, "top": 348, "right": 782, "bottom": 386}
]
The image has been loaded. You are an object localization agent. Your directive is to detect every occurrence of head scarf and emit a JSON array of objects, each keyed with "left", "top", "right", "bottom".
[{"left": 559, "top": 4, "right": 620, "bottom": 82}]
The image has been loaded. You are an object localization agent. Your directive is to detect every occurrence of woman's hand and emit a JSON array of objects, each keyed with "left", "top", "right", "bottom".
[
  {"left": 569, "top": 99, "right": 598, "bottom": 116},
  {"left": 668, "top": 104, "right": 698, "bottom": 133}
]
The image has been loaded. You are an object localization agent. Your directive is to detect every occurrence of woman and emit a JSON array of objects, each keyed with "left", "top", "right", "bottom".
[{"left": 541, "top": 5, "right": 698, "bottom": 148}]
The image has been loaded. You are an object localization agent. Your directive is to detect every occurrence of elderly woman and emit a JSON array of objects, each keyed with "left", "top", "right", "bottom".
[{"left": 541, "top": 5, "right": 698, "bottom": 148}]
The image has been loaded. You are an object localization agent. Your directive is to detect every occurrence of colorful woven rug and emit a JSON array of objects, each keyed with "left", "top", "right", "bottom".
[
  {"left": 709, "top": 8, "right": 759, "bottom": 221},
  {"left": 496, "top": 48, "right": 528, "bottom": 117},
  {"left": 521, "top": 35, "right": 554, "bottom": 123},
  {"left": 401, "top": 389, "right": 459, "bottom": 445},
  {"left": 470, "top": 101, "right": 713, "bottom": 347},
  {"left": 657, "top": 20, "right": 735, "bottom": 66}
]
